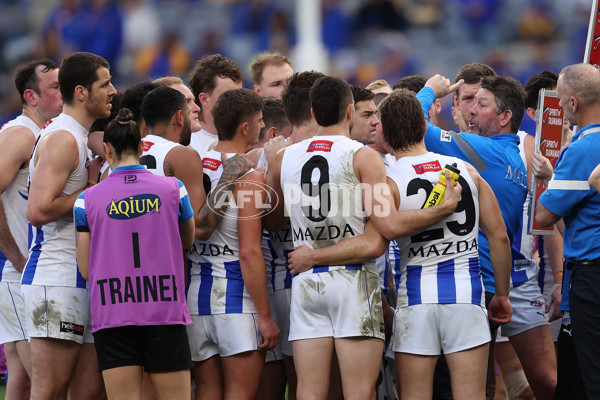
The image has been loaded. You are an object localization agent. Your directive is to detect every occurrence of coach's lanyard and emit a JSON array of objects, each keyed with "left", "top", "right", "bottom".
[{"left": 576, "top": 126, "right": 600, "bottom": 140}]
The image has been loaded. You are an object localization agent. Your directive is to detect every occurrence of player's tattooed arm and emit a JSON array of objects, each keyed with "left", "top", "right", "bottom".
[
  {"left": 164, "top": 159, "right": 175, "bottom": 177},
  {"left": 195, "top": 153, "right": 253, "bottom": 240},
  {"left": 218, "top": 153, "right": 251, "bottom": 185}
]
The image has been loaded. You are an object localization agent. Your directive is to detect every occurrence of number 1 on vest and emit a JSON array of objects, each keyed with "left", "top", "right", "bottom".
[{"left": 132, "top": 232, "right": 141, "bottom": 268}]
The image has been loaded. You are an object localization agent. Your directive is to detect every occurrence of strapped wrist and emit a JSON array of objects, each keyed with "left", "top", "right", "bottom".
[{"left": 552, "top": 283, "right": 562, "bottom": 293}]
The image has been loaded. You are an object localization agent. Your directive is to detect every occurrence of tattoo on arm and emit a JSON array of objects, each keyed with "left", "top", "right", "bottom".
[
  {"left": 164, "top": 160, "right": 175, "bottom": 177},
  {"left": 196, "top": 154, "right": 250, "bottom": 235},
  {"left": 220, "top": 154, "right": 250, "bottom": 184}
]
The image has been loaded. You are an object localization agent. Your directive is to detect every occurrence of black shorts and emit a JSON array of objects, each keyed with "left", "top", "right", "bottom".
[{"left": 93, "top": 324, "right": 192, "bottom": 373}]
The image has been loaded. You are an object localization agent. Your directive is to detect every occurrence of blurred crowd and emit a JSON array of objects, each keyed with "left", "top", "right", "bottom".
[{"left": 0, "top": 0, "right": 594, "bottom": 126}]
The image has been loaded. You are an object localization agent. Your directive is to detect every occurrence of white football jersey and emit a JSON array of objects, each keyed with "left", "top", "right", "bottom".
[
  {"left": 387, "top": 152, "right": 484, "bottom": 307},
  {"left": 189, "top": 129, "right": 217, "bottom": 157},
  {"left": 510, "top": 131, "right": 538, "bottom": 288},
  {"left": 0, "top": 115, "right": 41, "bottom": 282},
  {"left": 186, "top": 150, "right": 257, "bottom": 315},
  {"left": 23, "top": 113, "right": 91, "bottom": 288},
  {"left": 280, "top": 135, "right": 375, "bottom": 275},
  {"left": 140, "top": 134, "right": 180, "bottom": 177}
]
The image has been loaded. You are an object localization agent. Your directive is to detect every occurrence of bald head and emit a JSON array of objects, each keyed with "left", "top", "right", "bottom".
[{"left": 559, "top": 63, "right": 600, "bottom": 107}]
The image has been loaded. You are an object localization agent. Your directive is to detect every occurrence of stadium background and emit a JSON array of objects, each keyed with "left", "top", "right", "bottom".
[{"left": 0, "top": 0, "right": 595, "bottom": 395}]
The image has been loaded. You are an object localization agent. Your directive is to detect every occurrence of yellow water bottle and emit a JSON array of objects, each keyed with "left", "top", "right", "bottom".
[{"left": 423, "top": 163, "right": 460, "bottom": 208}]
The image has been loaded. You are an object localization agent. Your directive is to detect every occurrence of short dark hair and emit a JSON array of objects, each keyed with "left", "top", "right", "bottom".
[
  {"left": 310, "top": 76, "right": 353, "bottom": 127},
  {"left": 455, "top": 63, "right": 496, "bottom": 99},
  {"left": 59, "top": 52, "right": 109, "bottom": 105},
  {"left": 350, "top": 85, "right": 374, "bottom": 104},
  {"left": 480, "top": 76, "right": 526, "bottom": 133},
  {"left": 14, "top": 58, "right": 58, "bottom": 105},
  {"left": 379, "top": 89, "right": 425, "bottom": 152},
  {"left": 90, "top": 92, "right": 123, "bottom": 132},
  {"left": 188, "top": 54, "right": 243, "bottom": 105},
  {"left": 455, "top": 62, "right": 496, "bottom": 85},
  {"left": 281, "top": 71, "right": 324, "bottom": 126},
  {"left": 121, "top": 82, "right": 160, "bottom": 127},
  {"left": 259, "top": 97, "right": 288, "bottom": 143},
  {"left": 251, "top": 52, "right": 292, "bottom": 85},
  {"left": 212, "top": 88, "right": 264, "bottom": 141},
  {"left": 392, "top": 75, "right": 427, "bottom": 94},
  {"left": 524, "top": 71, "right": 558, "bottom": 110},
  {"left": 103, "top": 108, "right": 141, "bottom": 160},
  {"left": 141, "top": 86, "right": 187, "bottom": 128}
]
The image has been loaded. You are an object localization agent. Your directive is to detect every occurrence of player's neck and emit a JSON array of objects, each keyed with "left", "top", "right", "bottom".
[
  {"left": 22, "top": 107, "right": 51, "bottom": 129},
  {"left": 147, "top": 129, "right": 167, "bottom": 139},
  {"left": 202, "top": 117, "right": 217, "bottom": 136},
  {"left": 289, "top": 121, "right": 318, "bottom": 144},
  {"left": 369, "top": 142, "right": 389, "bottom": 156},
  {"left": 394, "top": 141, "right": 428, "bottom": 159},
  {"left": 63, "top": 104, "right": 95, "bottom": 131},
  {"left": 214, "top": 138, "right": 246, "bottom": 154},
  {"left": 146, "top": 123, "right": 174, "bottom": 142},
  {"left": 317, "top": 121, "right": 349, "bottom": 137}
]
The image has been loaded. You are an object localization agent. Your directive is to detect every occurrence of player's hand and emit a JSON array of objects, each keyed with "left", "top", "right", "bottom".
[
  {"left": 532, "top": 153, "right": 553, "bottom": 183},
  {"left": 9, "top": 252, "right": 28, "bottom": 273},
  {"left": 425, "top": 74, "right": 464, "bottom": 99},
  {"left": 488, "top": 294, "right": 512, "bottom": 325},
  {"left": 258, "top": 315, "right": 280, "bottom": 351},
  {"left": 382, "top": 295, "right": 395, "bottom": 343},
  {"left": 264, "top": 136, "right": 287, "bottom": 166},
  {"left": 441, "top": 171, "right": 462, "bottom": 213},
  {"left": 221, "top": 153, "right": 254, "bottom": 180},
  {"left": 288, "top": 245, "right": 316, "bottom": 275},
  {"left": 255, "top": 167, "right": 266, "bottom": 178},
  {"left": 87, "top": 156, "right": 103, "bottom": 185},
  {"left": 546, "top": 284, "right": 563, "bottom": 322}
]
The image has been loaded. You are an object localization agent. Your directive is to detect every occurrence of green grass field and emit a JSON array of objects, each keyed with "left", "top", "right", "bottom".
[{"left": 0, "top": 384, "right": 5, "bottom": 399}]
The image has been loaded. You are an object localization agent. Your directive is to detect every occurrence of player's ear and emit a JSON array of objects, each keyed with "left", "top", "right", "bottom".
[
  {"left": 240, "top": 121, "right": 249, "bottom": 136},
  {"left": 526, "top": 107, "right": 536, "bottom": 122},
  {"left": 74, "top": 85, "right": 87, "bottom": 102},
  {"left": 346, "top": 103, "right": 353, "bottom": 121},
  {"left": 23, "top": 89, "right": 38, "bottom": 107},
  {"left": 174, "top": 109, "right": 184, "bottom": 127},
  {"left": 198, "top": 92, "right": 209, "bottom": 107}
]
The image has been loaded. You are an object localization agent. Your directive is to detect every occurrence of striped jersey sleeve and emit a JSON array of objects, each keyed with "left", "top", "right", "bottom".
[
  {"left": 74, "top": 191, "right": 89, "bottom": 232},
  {"left": 177, "top": 179, "right": 194, "bottom": 222}
]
